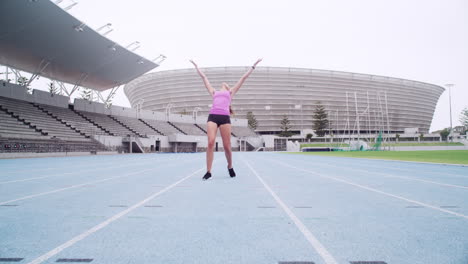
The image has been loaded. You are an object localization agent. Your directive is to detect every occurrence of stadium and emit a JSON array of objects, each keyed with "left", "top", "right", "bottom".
[
  {"left": 0, "top": 1, "right": 260, "bottom": 155},
  {"left": 0, "top": 1, "right": 467, "bottom": 264},
  {"left": 124, "top": 67, "right": 445, "bottom": 135}
]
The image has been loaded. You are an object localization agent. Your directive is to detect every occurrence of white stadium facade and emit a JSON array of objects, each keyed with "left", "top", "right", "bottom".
[{"left": 124, "top": 67, "right": 444, "bottom": 135}]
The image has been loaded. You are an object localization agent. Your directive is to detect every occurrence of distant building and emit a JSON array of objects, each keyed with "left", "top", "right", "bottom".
[
  {"left": 453, "top": 126, "right": 467, "bottom": 133},
  {"left": 125, "top": 67, "right": 444, "bottom": 135}
]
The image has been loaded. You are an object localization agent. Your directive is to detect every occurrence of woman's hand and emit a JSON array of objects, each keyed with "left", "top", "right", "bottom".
[
  {"left": 253, "top": 58, "right": 262, "bottom": 68},
  {"left": 189, "top": 59, "right": 198, "bottom": 68}
]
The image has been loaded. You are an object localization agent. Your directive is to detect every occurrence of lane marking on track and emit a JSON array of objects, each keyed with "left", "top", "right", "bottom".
[
  {"left": 266, "top": 158, "right": 468, "bottom": 220},
  {"left": 312, "top": 162, "right": 468, "bottom": 190},
  {"left": 0, "top": 172, "right": 77, "bottom": 185},
  {"left": 0, "top": 156, "right": 202, "bottom": 205},
  {"left": 0, "top": 153, "right": 189, "bottom": 175},
  {"left": 0, "top": 168, "right": 153, "bottom": 206},
  {"left": 0, "top": 155, "right": 185, "bottom": 184},
  {"left": 242, "top": 158, "right": 338, "bottom": 264},
  {"left": 25, "top": 165, "right": 206, "bottom": 264},
  {"left": 0, "top": 157, "right": 203, "bottom": 206},
  {"left": 280, "top": 153, "right": 468, "bottom": 178}
]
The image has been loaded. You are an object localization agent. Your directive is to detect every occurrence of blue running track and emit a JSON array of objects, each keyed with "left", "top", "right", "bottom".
[{"left": 0, "top": 152, "right": 467, "bottom": 264}]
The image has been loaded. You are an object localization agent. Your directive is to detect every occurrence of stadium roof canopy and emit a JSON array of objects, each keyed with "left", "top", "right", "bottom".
[{"left": 0, "top": 0, "right": 159, "bottom": 92}]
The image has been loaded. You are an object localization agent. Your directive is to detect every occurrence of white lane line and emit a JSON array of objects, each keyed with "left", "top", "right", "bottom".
[
  {"left": 269, "top": 158, "right": 468, "bottom": 220},
  {"left": 348, "top": 161, "right": 468, "bottom": 178},
  {"left": 0, "top": 172, "right": 76, "bottom": 184},
  {"left": 2, "top": 154, "right": 179, "bottom": 174},
  {"left": 0, "top": 156, "right": 205, "bottom": 205},
  {"left": 287, "top": 154, "right": 468, "bottom": 178},
  {"left": 1, "top": 154, "right": 182, "bottom": 174},
  {"left": 0, "top": 156, "right": 200, "bottom": 206},
  {"left": 315, "top": 163, "right": 468, "bottom": 190},
  {"left": 26, "top": 166, "right": 205, "bottom": 264},
  {"left": 0, "top": 168, "right": 152, "bottom": 206},
  {"left": 0, "top": 155, "right": 183, "bottom": 185},
  {"left": 242, "top": 158, "right": 338, "bottom": 264}
]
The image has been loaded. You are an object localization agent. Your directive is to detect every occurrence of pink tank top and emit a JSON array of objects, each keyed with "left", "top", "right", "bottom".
[{"left": 209, "top": 90, "right": 231, "bottom": 116}]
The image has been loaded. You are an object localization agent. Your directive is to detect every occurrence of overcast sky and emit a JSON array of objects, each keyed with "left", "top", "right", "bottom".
[{"left": 60, "top": 0, "right": 467, "bottom": 132}]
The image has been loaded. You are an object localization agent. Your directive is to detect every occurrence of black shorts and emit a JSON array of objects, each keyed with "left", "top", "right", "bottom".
[{"left": 207, "top": 114, "right": 231, "bottom": 127}]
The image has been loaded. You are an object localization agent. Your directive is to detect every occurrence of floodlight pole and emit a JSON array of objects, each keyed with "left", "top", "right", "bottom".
[
  {"left": 445, "top": 84, "right": 454, "bottom": 142},
  {"left": 354, "top": 92, "right": 360, "bottom": 141}
]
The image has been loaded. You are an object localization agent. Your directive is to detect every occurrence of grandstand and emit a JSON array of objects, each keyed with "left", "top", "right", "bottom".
[
  {"left": 111, "top": 115, "right": 162, "bottom": 136},
  {"left": 0, "top": 85, "right": 259, "bottom": 156},
  {"left": 0, "top": 106, "right": 46, "bottom": 139},
  {"left": 36, "top": 104, "right": 109, "bottom": 137},
  {"left": 77, "top": 111, "right": 138, "bottom": 137},
  {"left": 140, "top": 118, "right": 180, "bottom": 135},
  {"left": 169, "top": 122, "right": 206, "bottom": 136},
  {"left": 0, "top": 97, "right": 88, "bottom": 141}
]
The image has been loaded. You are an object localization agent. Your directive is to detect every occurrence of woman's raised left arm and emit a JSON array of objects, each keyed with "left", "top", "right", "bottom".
[{"left": 230, "top": 58, "right": 262, "bottom": 96}]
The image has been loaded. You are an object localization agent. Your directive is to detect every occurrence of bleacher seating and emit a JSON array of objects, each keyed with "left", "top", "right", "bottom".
[
  {"left": 0, "top": 96, "right": 88, "bottom": 141},
  {"left": 170, "top": 122, "right": 206, "bottom": 136},
  {"left": 231, "top": 126, "right": 257, "bottom": 137},
  {"left": 38, "top": 104, "right": 108, "bottom": 137},
  {"left": 0, "top": 109, "right": 46, "bottom": 139},
  {"left": 141, "top": 119, "right": 180, "bottom": 135},
  {"left": 0, "top": 94, "right": 260, "bottom": 154},
  {"left": 111, "top": 115, "right": 162, "bottom": 136},
  {"left": 0, "top": 137, "right": 107, "bottom": 153},
  {"left": 77, "top": 111, "right": 137, "bottom": 137}
]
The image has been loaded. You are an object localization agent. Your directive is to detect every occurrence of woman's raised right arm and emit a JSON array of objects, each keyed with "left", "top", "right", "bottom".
[{"left": 190, "top": 60, "right": 214, "bottom": 96}]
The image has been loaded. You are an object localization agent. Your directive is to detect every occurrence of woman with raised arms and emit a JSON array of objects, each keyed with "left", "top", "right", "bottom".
[{"left": 190, "top": 58, "right": 262, "bottom": 180}]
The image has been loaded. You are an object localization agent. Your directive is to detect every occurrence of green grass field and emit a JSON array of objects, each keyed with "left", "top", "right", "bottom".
[
  {"left": 300, "top": 142, "right": 463, "bottom": 148},
  {"left": 300, "top": 143, "right": 349, "bottom": 148},
  {"left": 384, "top": 142, "right": 464, "bottom": 146},
  {"left": 288, "top": 150, "right": 468, "bottom": 165}
]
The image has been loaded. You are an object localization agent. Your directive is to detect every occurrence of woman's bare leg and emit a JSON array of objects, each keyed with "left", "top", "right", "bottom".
[
  {"left": 206, "top": 121, "right": 218, "bottom": 172},
  {"left": 219, "top": 123, "right": 232, "bottom": 168}
]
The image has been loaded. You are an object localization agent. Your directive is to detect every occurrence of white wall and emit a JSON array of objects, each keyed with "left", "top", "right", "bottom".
[
  {"left": 168, "top": 113, "right": 194, "bottom": 123},
  {"left": 194, "top": 114, "right": 209, "bottom": 125},
  {"left": 287, "top": 140, "right": 300, "bottom": 152},
  {"left": 261, "top": 135, "right": 277, "bottom": 149},
  {"left": 32, "top": 89, "right": 69, "bottom": 108},
  {"left": 109, "top": 105, "right": 137, "bottom": 118},
  {"left": 94, "top": 134, "right": 170, "bottom": 149},
  {"left": 140, "top": 135, "right": 170, "bottom": 149},
  {"left": 231, "top": 117, "right": 248, "bottom": 126},
  {"left": 139, "top": 110, "right": 166, "bottom": 121},
  {"left": 0, "top": 81, "right": 33, "bottom": 102},
  {"left": 0, "top": 82, "right": 70, "bottom": 107},
  {"left": 74, "top": 98, "right": 110, "bottom": 114},
  {"left": 92, "top": 135, "right": 124, "bottom": 148}
]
